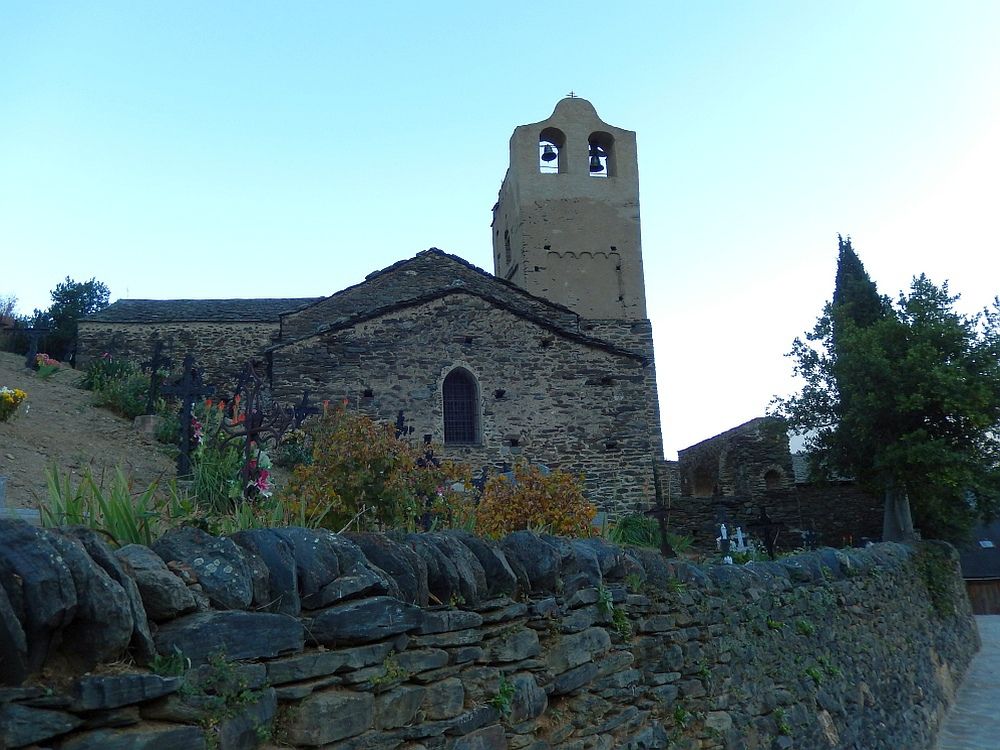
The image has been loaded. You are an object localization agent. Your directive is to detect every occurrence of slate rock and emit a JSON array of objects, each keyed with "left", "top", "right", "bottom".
[
  {"left": 152, "top": 527, "right": 253, "bottom": 610},
  {"left": 58, "top": 724, "right": 206, "bottom": 749},
  {"left": 487, "top": 627, "right": 540, "bottom": 662},
  {"left": 0, "top": 581, "right": 28, "bottom": 685},
  {"left": 271, "top": 527, "right": 343, "bottom": 600},
  {"left": 375, "top": 684, "right": 426, "bottom": 729},
  {"left": 239, "top": 546, "right": 272, "bottom": 611},
  {"left": 154, "top": 610, "right": 304, "bottom": 665},
  {"left": 574, "top": 537, "right": 630, "bottom": 581},
  {"left": 351, "top": 532, "right": 429, "bottom": 606},
  {"left": 229, "top": 528, "right": 300, "bottom": 615},
  {"left": 546, "top": 627, "right": 611, "bottom": 673},
  {"left": 214, "top": 687, "right": 277, "bottom": 750},
  {"left": 417, "top": 609, "right": 484, "bottom": 634},
  {"left": 61, "top": 528, "right": 155, "bottom": 663},
  {"left": 441, "top": 531, "right": 519, "bottom": 599},
  {"left": 509, "top": 673, "right": 547, "bottom": 724},
  {"left": 283, "top": 689, "right": 374, "bottom": 745},
  {"left": 551, "top": 661, "right": 599, "bottom": 695},
  {"left": 46, "top": 533, "right": 134, "bottom": 669},
  {"left": 0, "top": 520, "right": 78, "bottom": 671},
  {"left": 405, "top": 535, "right": 464, "bottom": 605},
  {"left": 266, "top": 640, "right": 397, "bottom": 684},
  {"left": 542, "top": 534, "right": 602, "bottom": 597},
  {"left": 445, "top": 705, "right": 502, "bottom": 737},
  {"left": 115, "top": 544, "right": 197, "bottom": 622},
  {"left": 500, "top": 531, "right": 560, "bottom": 592},
  {"left": 424, "top": 533, "right": 487, "bottom": 605},
  {"left": 71, "top": 673, "right": 182, "bottom": 711},
  {"left": 308, "top": 596, "right": 425, "bottom": 646},
  {"left": 0, "top": 702, "right": 82, "bottom": 748},
  {"left": 452, "top": 724, "right": 507, "bottom": 750},
  {"left": 306, "top": 534, "right": 401, "bottom": 608},
  {"left": 423, "top": 676, "right": 465, "bottom": 720}
]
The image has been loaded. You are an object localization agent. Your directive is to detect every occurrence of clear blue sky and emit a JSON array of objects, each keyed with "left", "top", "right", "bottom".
[{"left": 2, "top": 2, "right": 998, "bottom": 459}]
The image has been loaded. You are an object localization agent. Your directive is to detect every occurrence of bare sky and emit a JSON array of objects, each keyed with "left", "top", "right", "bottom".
[{"left": 2, "top": 1, "right": 998, "bottom": 458}]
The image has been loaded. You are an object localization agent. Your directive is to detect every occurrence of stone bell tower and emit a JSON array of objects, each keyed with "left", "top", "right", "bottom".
[{"left": 491, "top": 96, "right": 646, "bottom": 319}]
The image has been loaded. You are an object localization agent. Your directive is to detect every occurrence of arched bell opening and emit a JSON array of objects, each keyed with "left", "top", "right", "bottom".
[
  {"left": 539, "top": 127, "right": 566, "bottom": 174},
  {"left": 588, "top": 131, "right": 615, "bottom": 177}
]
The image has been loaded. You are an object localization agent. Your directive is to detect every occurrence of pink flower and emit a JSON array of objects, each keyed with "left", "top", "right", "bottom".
[
  {"left": 191, "top": 416, "right": 203, "bottom": 443},
  {"left": 254, "top": 469, "right": 271, "bottom": 496}
]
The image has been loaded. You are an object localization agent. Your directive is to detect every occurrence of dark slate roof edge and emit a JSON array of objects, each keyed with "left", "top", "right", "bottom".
[
  {"left": 267, "top": 287, "right": 647, "bottom": 363},
  {"left": 85, "top": 298, "right": 321, "bottom": 323},
  {"left": 278, "top": 248, "right": 581, "bottom": 322}
]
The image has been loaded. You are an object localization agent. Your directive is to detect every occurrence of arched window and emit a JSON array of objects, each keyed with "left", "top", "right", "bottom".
[
  {"left": 539, "top": 127, "right": 566, "bottom": 173},
  {"left": 443, "top": 368, "right": 479, "bottom": 444},
  {"left": 588, "top": 131, "right": 615, "bottom": 177},
  {"left": 764, "top": 469, "right": 783, "bottom": 491}
]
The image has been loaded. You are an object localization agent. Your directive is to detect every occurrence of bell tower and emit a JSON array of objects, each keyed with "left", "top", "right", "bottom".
[{"left": 491, "top": 96, "right": 646, "bottom": 319}]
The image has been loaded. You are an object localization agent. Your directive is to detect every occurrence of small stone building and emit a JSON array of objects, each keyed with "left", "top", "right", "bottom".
[
  {"left": 78, "top": 97, "right": 665, "bottom": 517},
  {"left": 666, "top": 417, "right": 882, "bottom": 550}
]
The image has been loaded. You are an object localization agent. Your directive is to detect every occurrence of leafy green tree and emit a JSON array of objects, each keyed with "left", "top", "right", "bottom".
[
  {"left": 45, "top": 277, "right": 110, "bottom": 361},
  {"left": 773, "top": 238, "right": 1000, "bottom": 543}
]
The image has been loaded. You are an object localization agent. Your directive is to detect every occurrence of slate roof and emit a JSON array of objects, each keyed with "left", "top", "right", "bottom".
[
  {"left": 959, "top": 520, "right": 1000, "bottom": 580},
  {"left": 278, "top": 249, "right": 581, "bottom": 336},
  {"left": 268, "top": 286, "right": 647, "bottom": 363},
  {"left": 85, "top": 298, "right": 321, "bottom": 324}
]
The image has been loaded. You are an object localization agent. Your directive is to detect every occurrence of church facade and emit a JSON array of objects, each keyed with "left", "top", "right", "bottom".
[{"left": 79, "top": 97, "right": 665, "bottom": 518}]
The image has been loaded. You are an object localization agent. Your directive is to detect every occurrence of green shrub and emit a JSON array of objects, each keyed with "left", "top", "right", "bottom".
[
  {"left": 608, "top": 513, "right": 693, "bottom": 555},
  {"left": 41, "top": 466, "right": 165, "bottom": 547}
]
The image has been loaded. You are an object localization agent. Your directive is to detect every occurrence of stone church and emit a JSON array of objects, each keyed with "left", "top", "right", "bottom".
[{"left": 79, "top": 97, "right": 666, "bottom": 517}]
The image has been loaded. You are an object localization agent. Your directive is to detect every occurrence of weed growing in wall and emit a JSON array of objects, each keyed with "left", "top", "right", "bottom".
[
  {"left": 489, "top": 674, "right": 515, "bottom": 717},
  {"left": 916, "top": 541, "right": 962, "bottom": 618}
]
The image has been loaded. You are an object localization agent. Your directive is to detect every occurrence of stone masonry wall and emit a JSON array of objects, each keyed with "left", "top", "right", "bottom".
[
  {"left": 271, "top": 294, "right": 659, "bottom": 518},
  {"left": 0, "top": 519, "right": 978, "bottom": 750},
  {"left": 77, "top": 321, "right": 280, "bottom": 391},
  {"left": 666, "top": 484, "right": 885, "bottom": 553}
]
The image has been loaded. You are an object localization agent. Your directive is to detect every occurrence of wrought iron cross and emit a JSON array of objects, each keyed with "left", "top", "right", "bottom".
[
  {"left": 161, "top": 354, "right": 215, "bottom": 477},
  {"left": 141, "top": 340, "right": 173, "bottom": 415},
  {"left": 291, "top": 390, "right": 320, "bottom": 428}
]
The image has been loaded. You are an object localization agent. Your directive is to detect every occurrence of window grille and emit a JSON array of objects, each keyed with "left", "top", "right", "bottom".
[{"left": 443, "top": 369, "right": 478, "bottom": 444}]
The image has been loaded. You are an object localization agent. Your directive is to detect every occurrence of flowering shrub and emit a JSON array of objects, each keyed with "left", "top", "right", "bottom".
[
  {"left": 0, "top": 386, "right": 28, "bottom": 422},
  {"left": 34, "top": 353, "right": 61, "bottom": 380},
  {"left": 476, "top": 461, "right": 597, "bottom": 538},
  {"left": 283, "top": 403, "right": 472, "bottom": 532}
]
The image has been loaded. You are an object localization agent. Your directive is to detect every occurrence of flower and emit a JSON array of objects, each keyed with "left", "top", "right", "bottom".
[
  {"left": 0, "top": 386, "right": 28, "bottom": 422},
  {"left": 191, "top": 416, "right": 203, "bottom": 443}
]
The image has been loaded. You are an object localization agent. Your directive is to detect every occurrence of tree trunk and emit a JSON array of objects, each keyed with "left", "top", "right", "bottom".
[{"left": 882, "top": 481, "right": 918, "bottom": 542}]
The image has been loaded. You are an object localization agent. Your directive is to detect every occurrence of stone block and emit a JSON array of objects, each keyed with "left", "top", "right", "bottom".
[
  {"left": 423, "top": 677, "right": 464, "bottom": 720},
  {"left": 375, "top": 684, "right": 426, "bottom": 729},
  {"left": 283, "top": 689, "right": 374, "bottom": 746}
]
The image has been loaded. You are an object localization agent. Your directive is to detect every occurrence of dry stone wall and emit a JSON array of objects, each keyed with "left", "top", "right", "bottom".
[
  {"left": 77, "top": 321, "right": 279, "bottom": 390},
  {"left": 0, "top": 519, "right": 978, "bottom": 750}
]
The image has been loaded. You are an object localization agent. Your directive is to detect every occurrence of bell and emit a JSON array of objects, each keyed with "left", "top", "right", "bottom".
[
  {"left": 541, "top": 144, "right": 558, "bottom": 162},
  {"left": 589, "top": 154, "right": 605, "bottom": 173}
]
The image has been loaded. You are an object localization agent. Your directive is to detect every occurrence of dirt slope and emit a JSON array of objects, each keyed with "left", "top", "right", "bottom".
[{"left": 0, "top": 352, "right": 177, "bottom": 510}]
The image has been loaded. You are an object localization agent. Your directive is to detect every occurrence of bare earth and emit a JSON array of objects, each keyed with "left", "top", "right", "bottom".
[{"left": 0, "top": 351, "right": 177, "bottom": 510}]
